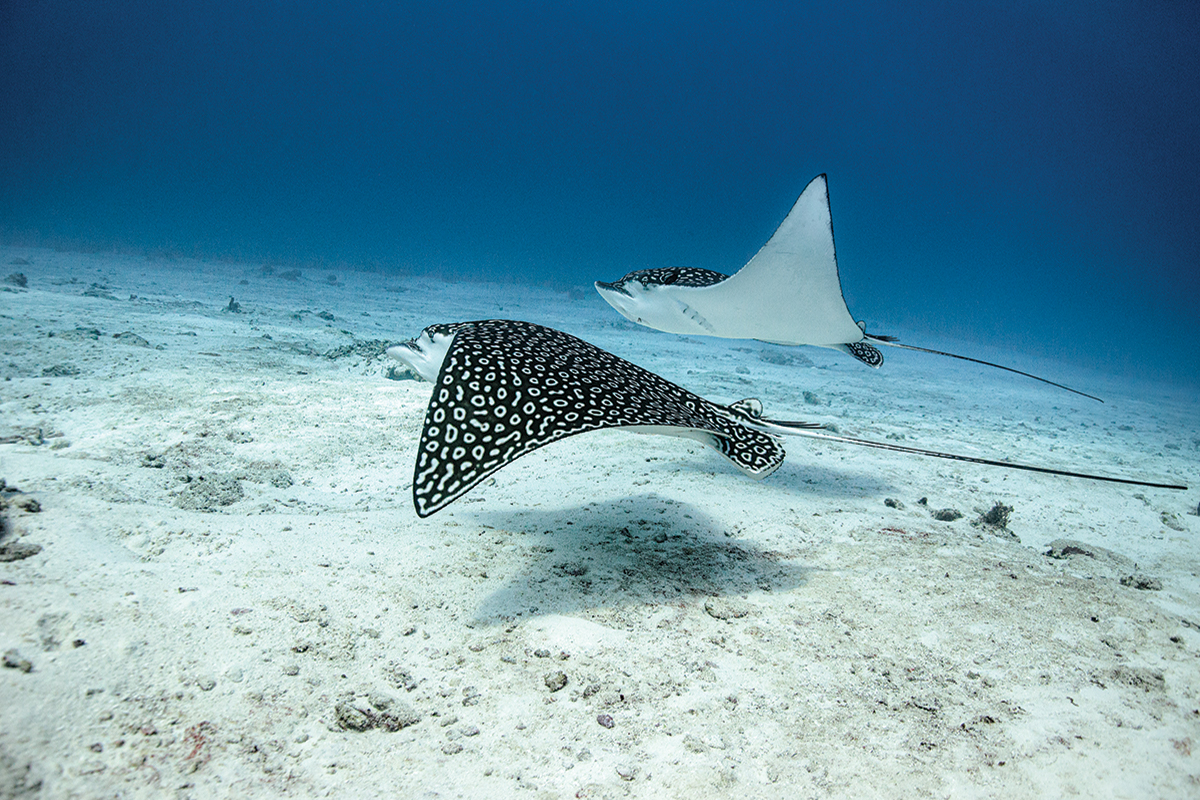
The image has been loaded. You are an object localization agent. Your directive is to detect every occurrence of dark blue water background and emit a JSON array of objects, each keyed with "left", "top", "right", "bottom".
[{"left": 2, "top": 1, "right": 1198, "bottom": 384}]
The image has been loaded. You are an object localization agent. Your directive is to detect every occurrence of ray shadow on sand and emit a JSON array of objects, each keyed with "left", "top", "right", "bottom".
[
  {"left": 466, "top": 493, "right": 814, "bottom": 624},
  {"left": 436, "top": 432, "right": 899, "bottom": 510}
]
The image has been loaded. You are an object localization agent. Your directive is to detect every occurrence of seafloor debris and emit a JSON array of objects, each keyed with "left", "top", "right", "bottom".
[
  {"left": 544, "top": 671, "right": 568, "bottom": 692},
  {"left": 82, "top": 283, "right": 117, "bottom": 300},
  {"left": 0, "top": 542, "right": 42, "bottom": 562},
  {"left": 40, "top": 365, "right": 81, "bottom": 377},
  {"left": 334, "top": 697, "right": 421, "bottom": 732},
  {"left": 1120, "top": 574, "right": 1163, "bottom": 591},
  {"left": 323, "top": 340, "right": 391, "bottom": 361},
  {"left": 977, "top": 502, "right": 1013, "bottom": 528},
  {"left": 973, "top": 502, "right": 1017, "bottom": 540},
  {"left": 112, "top": 331, "right": 151, "bottom": 347},
  {"left": 0, "top": 481, "right": 44, "bottom": 562},
  {"left": 1044, "top": 538, "right": 1163, "bottom": 590},
  {"left": 173, "top": 473, "right": 245, "bottom": 511},
  {"left": 52, "top": 326, "right": 101, "bottom": 340},
  {"left": 3, "top": 649, "right": 33, "bottom": 672},
  {"left": 704, "top": 598, "right": 749, "bottom": 620},
  {"left": 757, "top": 349, "right": 813, "bottom": 367},
  {"left": 1161, "top": 511, "right": 1186, "bottom": 531}
]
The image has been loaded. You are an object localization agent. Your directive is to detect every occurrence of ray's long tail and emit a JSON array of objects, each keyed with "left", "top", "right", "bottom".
[
  {"left": 745, "top": 415, "right": 1187, "bottom": 491},
  {"left": 865, "top": 334, "right": 1104, "bottom": 404}
]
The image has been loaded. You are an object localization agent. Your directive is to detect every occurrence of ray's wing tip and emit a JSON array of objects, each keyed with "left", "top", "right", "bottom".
[
  {"left": 413, "top": 496, "right": 433, "bottom": 518},
  {"left": 748, "top": 464, "right": 782, "bottom": 481},
  {"left": 414, "top": 497, "right": 444, "bottom": 518}
]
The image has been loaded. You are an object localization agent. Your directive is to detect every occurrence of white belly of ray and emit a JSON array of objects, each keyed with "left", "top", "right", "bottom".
[
  {"left": 386, "top": 329, "right": 457, "bottom": 382},
  {"left": 602, "top": 175, "right": 865, "bottom": 347}
]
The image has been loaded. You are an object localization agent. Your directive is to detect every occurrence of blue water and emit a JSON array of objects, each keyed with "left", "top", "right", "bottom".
[{"left": 2, "top": 1, "right": 1198, "bottom": 384}]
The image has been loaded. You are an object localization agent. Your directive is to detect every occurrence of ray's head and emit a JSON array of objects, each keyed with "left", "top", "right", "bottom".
[
  {"left": 594, "top": 267, "right": 730, "bottom": 325},
  {"left": 386, "top": 322, "right": 462, "bottom": 382}
]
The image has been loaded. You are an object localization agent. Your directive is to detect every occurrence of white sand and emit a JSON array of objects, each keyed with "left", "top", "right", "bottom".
[{"left": 1, "top": 246, "right": 1197, "bottom": 798}]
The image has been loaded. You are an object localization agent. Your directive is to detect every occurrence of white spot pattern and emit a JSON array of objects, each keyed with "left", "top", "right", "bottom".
[
  {"left": 598, "top": 266, "right": 730, "bottom": 291},
  {"left": 844, "top": 341, "right": 884, "bottom": 367},
  {"left": 411, "top": 319, "right": 784, "bottom": 517}
]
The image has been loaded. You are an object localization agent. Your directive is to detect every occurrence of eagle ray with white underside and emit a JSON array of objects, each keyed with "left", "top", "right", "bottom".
[
  {"left": 388, "top": 320, "right": 1183, "bottom": 517},
  {"left": 595, "top": 174, "right": 1102, "bottom": 403}
]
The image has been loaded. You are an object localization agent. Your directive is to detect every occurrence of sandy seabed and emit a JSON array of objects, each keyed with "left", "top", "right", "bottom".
[{"left": 1, "top": 246, "right": 1197, "bottom": 799}]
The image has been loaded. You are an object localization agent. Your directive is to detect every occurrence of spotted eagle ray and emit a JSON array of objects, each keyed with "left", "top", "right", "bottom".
[
  {"left": 388, "top": 320, "right": 1183, "bottom": 517},
  {"left": 595, "top": 174, "right": 1101, "bottom": 403}
]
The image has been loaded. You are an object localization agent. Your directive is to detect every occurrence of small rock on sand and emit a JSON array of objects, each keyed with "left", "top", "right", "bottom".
[
  {"left": 704, "top": 599, "right": 749, "bottom": 620},
  {"left": 544, "top": 671, "right": 568, "bottom": 692},
  {"left": 3, "top": 649, "right": 33, "bottom": 672},
  {"left": 0, "top": 541, "right": 43, "bottom": 562}
]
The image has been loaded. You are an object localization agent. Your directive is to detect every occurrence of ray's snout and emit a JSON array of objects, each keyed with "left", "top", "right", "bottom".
[
  {"left": 594, "top": 279, "right": 633, "bottom": 298},
  {"left": 386, "top": 328, "right": 457, "bottom": 383}
]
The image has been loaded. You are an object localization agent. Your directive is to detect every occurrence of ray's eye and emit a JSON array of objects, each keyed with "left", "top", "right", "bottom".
[{"left": 660, "top": 269, "right": 680, "bottom": 285}]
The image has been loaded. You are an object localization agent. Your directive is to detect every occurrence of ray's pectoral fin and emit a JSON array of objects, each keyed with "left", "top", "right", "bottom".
[{"left": 835, "top": 340, "right": 885, "bottom": 368}]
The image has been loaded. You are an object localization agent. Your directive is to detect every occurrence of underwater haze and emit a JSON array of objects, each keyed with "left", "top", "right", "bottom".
[{"left": 2, "top": 1, "right": 1198, "bottom": 384}]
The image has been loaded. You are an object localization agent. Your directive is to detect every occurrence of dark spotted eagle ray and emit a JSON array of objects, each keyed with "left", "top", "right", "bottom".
[
  {"left": 388, "top": 320, "right": 1184, "bottom": 517},
  {"left": 388, "top": 320, "right": 804, "bottom": 517},
  {"left": 595, "top": 174, "right": 1102, "bottom": 403}
]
